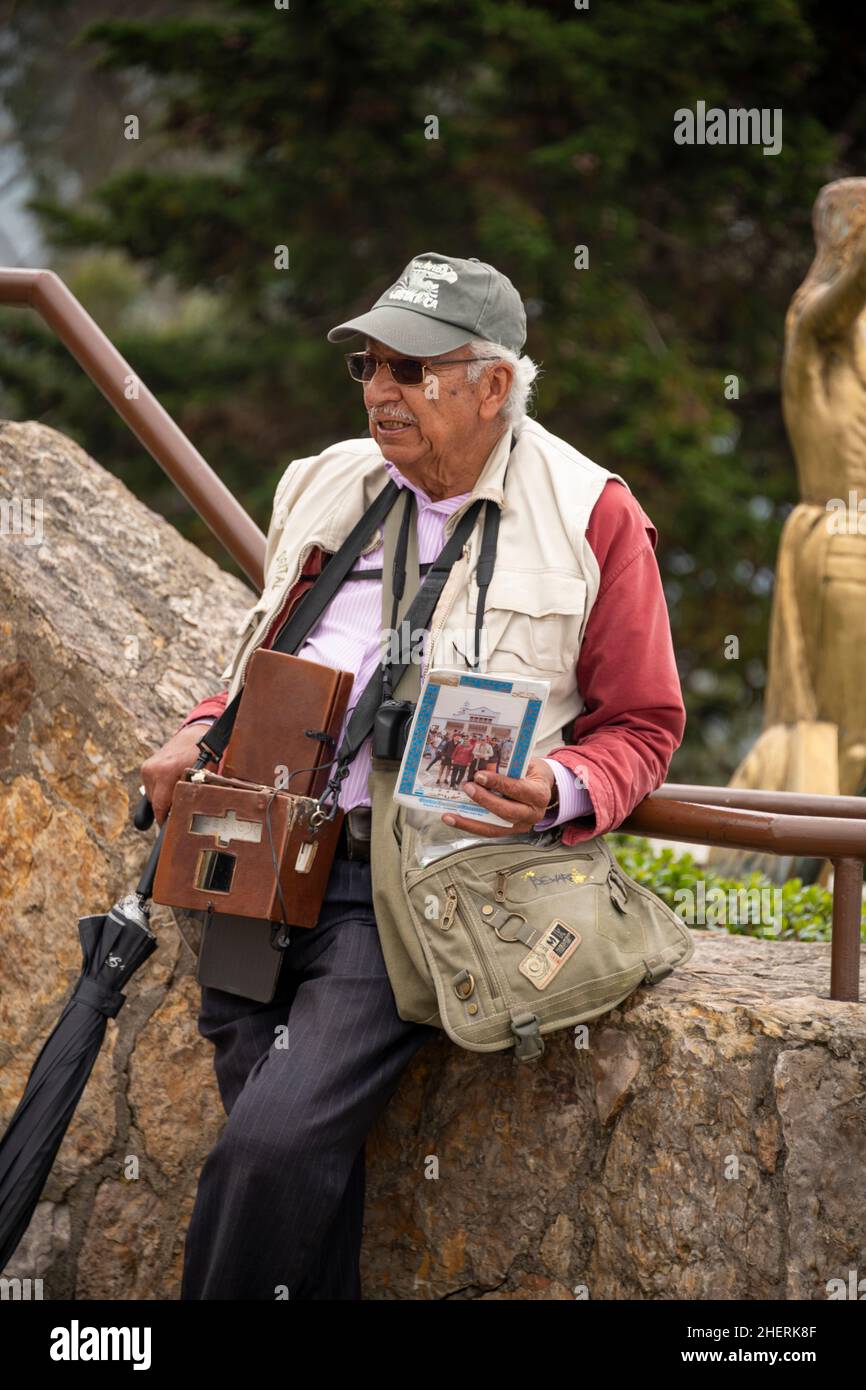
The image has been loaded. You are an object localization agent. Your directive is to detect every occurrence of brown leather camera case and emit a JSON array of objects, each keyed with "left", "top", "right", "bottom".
[
  {"left": 221, "top": 648, "right": 354, "bottom": 794},
  {"left": 152, "top": 769, "right": 345, "bottom": 928}
]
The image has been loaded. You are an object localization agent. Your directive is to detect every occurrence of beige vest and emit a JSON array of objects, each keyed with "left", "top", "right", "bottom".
[{"left": 220, "top": 418, "right": 629, "bottom": 754}]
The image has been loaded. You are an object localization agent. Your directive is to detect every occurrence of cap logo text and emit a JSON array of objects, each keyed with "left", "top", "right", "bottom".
[{"left": 389, "top": 258, "right": 458, "bottom": 311}]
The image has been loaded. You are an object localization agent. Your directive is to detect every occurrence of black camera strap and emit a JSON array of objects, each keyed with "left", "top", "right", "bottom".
[
  {"left": 382, "top": 487, "right": 417, "bottom": 701},
  {"left": 352, "top": 421, "right": 518, "bottom": 765}
]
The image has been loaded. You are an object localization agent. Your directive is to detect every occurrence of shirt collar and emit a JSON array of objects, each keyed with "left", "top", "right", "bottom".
[{"left": 381, "top": 456, "right": 470, "bottom": 514}]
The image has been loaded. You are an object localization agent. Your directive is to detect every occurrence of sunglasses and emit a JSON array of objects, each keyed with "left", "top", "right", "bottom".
[{"left": 344, "top": 351, "right": 500, "bottom": 386}]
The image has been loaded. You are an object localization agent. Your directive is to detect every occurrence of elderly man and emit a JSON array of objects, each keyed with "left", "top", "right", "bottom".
[{"left": 141, "top": 251, "right": 685, "bottom": 1300}]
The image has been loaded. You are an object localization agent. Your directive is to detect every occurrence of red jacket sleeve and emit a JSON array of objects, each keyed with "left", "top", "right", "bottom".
[
  {"left": 174, "top": 691, "right": 228, "bottom": 735},
  {"left": 550, "top": 478, "right": 685, "bottom": 845}
]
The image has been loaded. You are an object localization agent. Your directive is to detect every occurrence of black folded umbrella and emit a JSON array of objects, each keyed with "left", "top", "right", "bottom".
[{"left": 0, "top": 893, "right": 158, "bottom": 1270}]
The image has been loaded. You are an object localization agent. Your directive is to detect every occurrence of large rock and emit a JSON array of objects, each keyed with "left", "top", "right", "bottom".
[
  {"left": 0, "top": 420, "right": 247, "bottom": 1298},
  {"left": 1, "top": 420, "right": 864, "bottom": 1301}
]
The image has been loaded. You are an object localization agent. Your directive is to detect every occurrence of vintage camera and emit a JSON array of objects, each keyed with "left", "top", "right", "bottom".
[{"left": 372, "top": 697, "right": 415, "bottom": 761}]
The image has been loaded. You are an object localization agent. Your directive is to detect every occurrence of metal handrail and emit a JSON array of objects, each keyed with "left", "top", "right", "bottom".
[
  {"left": 0, "top": 267, "right": 266, "bottom": 589},
  {"left": 1, "top": 267, "right": 862, "bottom": 1003},
  {"left": 654, "top": 783, "right": 866, "bottom": 820}
]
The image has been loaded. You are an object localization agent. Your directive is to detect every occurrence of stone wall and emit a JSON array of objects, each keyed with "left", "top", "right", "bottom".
[
  {"left": 369, "top": 935, "right": 866, "bottom": 1299},
  {"left": 1, "top": 420, "right": 864, "bottom": 1300}
]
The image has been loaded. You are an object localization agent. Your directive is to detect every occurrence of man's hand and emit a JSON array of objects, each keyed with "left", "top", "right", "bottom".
[
  {"left": 441, "top": 757, "right": 556, "bottom": 839},
  {"left": 141, "top": 723, "right": 210, "bottom": 826}
]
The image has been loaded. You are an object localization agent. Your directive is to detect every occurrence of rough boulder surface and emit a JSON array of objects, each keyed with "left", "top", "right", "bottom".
[{"left": 1, "top": 420, "right": 864, "bottom": 1300}]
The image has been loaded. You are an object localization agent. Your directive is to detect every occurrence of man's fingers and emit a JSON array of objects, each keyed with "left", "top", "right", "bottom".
[
  {"left": 465, "top": 777, "right": 545, "bottom": 822},
  {"left": 466, "top": 786, "right": 534, "bottom": 821},
  {"left": 473, "top": 769, "right": 527, "bottom": 800}
]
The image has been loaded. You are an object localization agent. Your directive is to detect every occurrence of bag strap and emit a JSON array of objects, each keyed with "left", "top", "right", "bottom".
[
  {"left": 471, "top": 494, "right": 501, "bottom": 670},
  {"left": 269, "top": 481, "right": 403, "bottom": 656},
  {"left": 381, "top": 488, "right": 421, "bottom": 703},
  {"left": 198, "top": 478, "right": 403, "bottom": 763},
  {"left": 311, "top": 491, "right": 498, "bottom": 820}
]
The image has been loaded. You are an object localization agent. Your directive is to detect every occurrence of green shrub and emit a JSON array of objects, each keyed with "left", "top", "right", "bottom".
[{"left": 607, "top": 835, "right": 866, "bottom": 943}]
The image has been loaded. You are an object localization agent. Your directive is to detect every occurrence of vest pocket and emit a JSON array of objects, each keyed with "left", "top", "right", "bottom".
[{"left": 482, "top": 570, "right": 587, "bottom": 671}]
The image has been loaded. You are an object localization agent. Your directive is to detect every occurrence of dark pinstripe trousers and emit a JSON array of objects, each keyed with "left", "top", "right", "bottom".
[{"left": 180, "top": 850, "right": 438, "bottom": 1300}]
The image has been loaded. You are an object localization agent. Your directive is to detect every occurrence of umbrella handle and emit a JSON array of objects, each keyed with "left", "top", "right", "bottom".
[
  {"left": 133, "top": 750, "right": 213, "bottom": 834},
  {"left": 133, "top": 792, "right": 154, "bottom": 831},
  {"left": 136, "top": 820, "right": 167, "bottom": 900},
  {"left": 133, "top": 750, "right": 214, "bottom": 900}
]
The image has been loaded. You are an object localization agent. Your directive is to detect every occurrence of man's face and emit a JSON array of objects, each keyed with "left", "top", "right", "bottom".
[{"left": 361, "top": 336, "right": 508, "bottom": 470}]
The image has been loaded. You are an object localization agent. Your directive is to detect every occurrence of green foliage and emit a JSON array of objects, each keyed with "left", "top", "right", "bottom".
[{"left": 608, "top": 834, "right": 866, "bottom": 943}]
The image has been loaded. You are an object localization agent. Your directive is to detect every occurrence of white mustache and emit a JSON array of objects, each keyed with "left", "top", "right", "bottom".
[{"left": 370, "top": 410, "right": 417, "bottom": 425}]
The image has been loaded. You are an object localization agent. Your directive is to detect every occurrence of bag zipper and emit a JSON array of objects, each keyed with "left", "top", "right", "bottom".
[
  {"left": 441, "top": 885, "right": 458, "bottom": 930},
  {"left": 491, "top": 855, "right": 630, "bottom": 914},
  {"left": 493, "top": 853, "right": 595, "bottom": 902},
  {"left": 437, "top": 883, "right": 506, "bottom": 1002}
]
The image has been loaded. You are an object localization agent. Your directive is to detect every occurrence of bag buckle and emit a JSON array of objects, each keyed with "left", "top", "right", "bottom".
[
  {"left": 643, "top": 952, "right": 674, "bottom": 984},
  {"left": 509, "top": 1009, "right": 544, "bottom": 1063},
  {"left": 311, "top": 762, "right": 350, "bottom": 828}
]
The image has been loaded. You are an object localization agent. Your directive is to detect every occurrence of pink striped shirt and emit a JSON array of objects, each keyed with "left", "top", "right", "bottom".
[{"left": 295, "top": 458, "right": 467, "bottom": 811}]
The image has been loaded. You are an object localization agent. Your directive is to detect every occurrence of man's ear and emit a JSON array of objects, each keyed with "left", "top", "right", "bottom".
[{"left": 478, "top": 362, "right": 514, "bottom": 421}]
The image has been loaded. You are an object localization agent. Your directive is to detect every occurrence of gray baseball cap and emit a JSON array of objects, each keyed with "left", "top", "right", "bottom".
[{"left": 327, "top": 252, "right": 527, "bottom": 356}]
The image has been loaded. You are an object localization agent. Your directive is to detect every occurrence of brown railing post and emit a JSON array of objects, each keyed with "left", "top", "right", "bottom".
[{"left": 830, "top": 858, "right": 863, "bottom": 1002}]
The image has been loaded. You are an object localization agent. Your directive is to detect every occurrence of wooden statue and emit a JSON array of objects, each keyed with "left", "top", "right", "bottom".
[{"left": 710, "top": 178, "right": 866, "bottom": 883}]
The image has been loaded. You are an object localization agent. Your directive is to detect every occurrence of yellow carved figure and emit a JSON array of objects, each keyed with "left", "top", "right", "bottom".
[{"left": 712, "top": 178, "right": 866, "bottom": 881}]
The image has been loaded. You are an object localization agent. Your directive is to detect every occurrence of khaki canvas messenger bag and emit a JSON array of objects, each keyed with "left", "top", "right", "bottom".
[{"left": 368, "top": 756, "right": 694, "bottom": 1062}]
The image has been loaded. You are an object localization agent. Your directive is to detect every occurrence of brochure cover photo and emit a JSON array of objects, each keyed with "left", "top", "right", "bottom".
[{"left": 394, "top": 668, "right": 550, "bottom": 826}]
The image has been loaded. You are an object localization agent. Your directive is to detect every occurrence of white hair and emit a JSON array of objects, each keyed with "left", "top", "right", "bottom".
[{"left": 462, "top": 335, "right": 540, "bottom": 427}]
